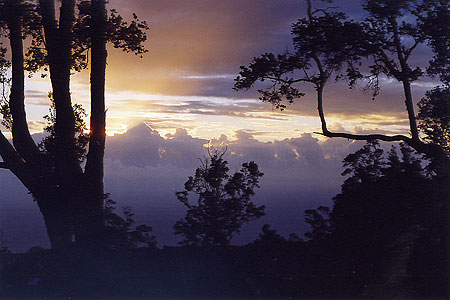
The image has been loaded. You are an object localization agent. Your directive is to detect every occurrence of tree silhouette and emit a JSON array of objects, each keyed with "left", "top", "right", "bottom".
[
  {"left": 304, "top": 141, "right": 444, "bottom": 295},
  {"left": 234, "top": 0, "right": 448, "bottom": 153},
  {"left": 254, "top": 224, "right": 287, "bottom": 245},
  {"left": 0, "top": 0, "right": 148, "bottom": 249},
  {"left": 234, "top": 0, "right": 450, "bottom": 292},
  {"left": 104, "top": 195, "right": 157, "bottom": 249},
  {"left": 418, "top": 87, "right": 450, "bottom": 155},
  {"left": 174, "top": 149, "right": 265, "bottom": 246}
]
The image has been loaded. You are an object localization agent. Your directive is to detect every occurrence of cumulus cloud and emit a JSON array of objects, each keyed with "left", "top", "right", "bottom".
[
  {"left": 102, "top": 123, "right": 366, "bottom": 246},
  {"left": 0, "top": 123, "right": 377, "bottom": 251}
]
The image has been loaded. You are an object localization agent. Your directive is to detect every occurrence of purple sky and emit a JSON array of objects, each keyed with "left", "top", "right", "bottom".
[
  {"left": 0, "top": 0, "right": 437, "bottom": 251},
  {"left": 1, "top": 123, "right": 369, "bottom": 251}
]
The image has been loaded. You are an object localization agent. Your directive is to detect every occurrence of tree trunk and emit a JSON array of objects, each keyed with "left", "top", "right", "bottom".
[
  {"left": 0, "top": 0, "right": 112, "bottom": 251},
  {"left": 40, "top": 0, "right": 82, "bottom": 180},
  {"left": 78, "top": 0, "right": 108, "bottom": 247},
  {"left": 36, "top": 192, "right": 74, "bottom": 249},
  {"left": 7, "top": 10, "right": 41, "bottom": 166}
]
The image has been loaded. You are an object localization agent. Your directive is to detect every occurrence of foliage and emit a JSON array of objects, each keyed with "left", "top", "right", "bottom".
[
  {"left": 304, "top": 206, "right": 332, "bottom": 242},
  {"left": 24, "top": 1, "right": 149, "bottom": 75},
  {"left": 419, "top": 0, "right": 450, "bottom": 83},
  {"left": 304, "top": 141, "right": 442, "bottom": 283},
  {"left": 418, "top": 86, "right": 450, "bottom": 155},
  {"left": 104, "top": 195, "right": 156, "bottom": 249},
  {"left": 0, "top": 0, "right": 150, "bottom": 249},
  {"left": 233, "top": 3, "right": 374, "bottom": 104},
  {"left": 0, "top": 48, "right": 11, "bottom": 130},
  {"left": 256, "top": 224, "right": 287, "bottom": 245},
  {"left": 174, "top": 149, "right": 265, "bottom": 246},
  {"left": 234, "top": 0, "right": 447, "bottom": 142},
  {"left": 38, "top": 93, "right": 89, "bottom": 164}
]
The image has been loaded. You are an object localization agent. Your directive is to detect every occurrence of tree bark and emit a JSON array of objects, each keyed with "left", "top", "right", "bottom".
[
  {"left": 40, "top": 0, "right": 82, "bottom": 180},
  {"left": 38, "top": 0, "right": 84, "bottom": 248},
  {"left": 36, "top": 193, "right": 73, "bottom": 249},
  {"left": 7, "top": 8, "right": 42, "bottom": 167},
  {"left": 78, "top": 0, "right": 108, "bottom": 247}
]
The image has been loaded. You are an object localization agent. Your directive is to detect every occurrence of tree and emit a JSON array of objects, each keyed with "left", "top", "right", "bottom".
[
  {"left": 104, "top": 195, "right": 157, "bottom": 249},
  {"left": 304, "top": 142, "right": 441, "bottom": 295},
  {"left": 234, "top": 0, "right": 450, "bottom": 293},
  {"left": 418, "top": 87, "right": 450, "bottom": 155},
  {"left": 255, "top": 224, "right": 287, "bottom": 245},
  {"left": 174, "top": 149, "right": 265, "bottom": 246},
  {"left": 0, "top": 0, "right": 148, "bottom": 249}
]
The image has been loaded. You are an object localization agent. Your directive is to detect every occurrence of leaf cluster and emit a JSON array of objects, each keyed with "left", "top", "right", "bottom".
[{"left": 234, "top": 53, "right": 306, "bottom": 110}]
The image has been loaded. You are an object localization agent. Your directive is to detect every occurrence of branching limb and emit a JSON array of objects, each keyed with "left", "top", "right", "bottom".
[
  {"left": 405, "top": 39, "right": 422, "bottom": 61},
  {"left": 0, "top": 130, "right": 39, "bottom": 193},
  {"left": 312, "top": 7, "right": 338, "bottom": 16}
]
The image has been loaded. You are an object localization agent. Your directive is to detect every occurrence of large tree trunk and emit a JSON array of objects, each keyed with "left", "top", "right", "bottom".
[
  {"left": 0, "top": 0, "right": 111, "bottom": 251},
  {"left": 38, "top": 0, "right": 88, "bottom": 248},
  {"left": 40, "top": 0, "right": 82, "bottom": 181},
  {"left": 77, "top": 0, "right": 108, "bottom": 247},
  {"left": 36, "top": 193, "right": 73, "bottom": 249}
]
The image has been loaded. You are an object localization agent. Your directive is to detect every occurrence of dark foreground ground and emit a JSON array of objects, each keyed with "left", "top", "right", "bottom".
[{"left": 0, "top": 243, "right": 446, "bottom": 299}]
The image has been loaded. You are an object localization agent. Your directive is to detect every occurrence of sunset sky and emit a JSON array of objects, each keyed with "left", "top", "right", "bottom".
[
  {"left": 17, "top": 0, "right": 432, "bottom": 141},
  {"left": 0, "top": 0, "right": 438, "bottom": 251}
]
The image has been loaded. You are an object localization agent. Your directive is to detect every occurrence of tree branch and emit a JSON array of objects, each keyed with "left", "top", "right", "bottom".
[
  {"left": 377, "top": 48, "right": 400, "bottom": 77},
  {"left": 264, "top": 76, "right": 313, "bottom": 84},
  {"left": 405, "top": 39, "right": 422, "bottom": 61},
  {"left": 0, "top": 130, "right": 39, "bottom": 193},
  {"left": 314, "top": 130, "right": 412, "bottom": 143},
  {"left": 7, "top": 8, "right": 42, "bottom": 166},
  {"left": 312, "top": 7, "right": 338, "bottom": 16}
]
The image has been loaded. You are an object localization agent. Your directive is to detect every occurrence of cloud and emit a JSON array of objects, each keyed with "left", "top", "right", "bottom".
[
  {"left": 21, "top": 0, "right": 434, "bottom": 142},
  {"left": 1, "top": 122, "right": 371, "bottom": 251},
  {"left": 97, "top": 0, "right": 437, "bottom": 125},
  {"left": 102, "top": 124, "right": 367, "bottom": 246}
]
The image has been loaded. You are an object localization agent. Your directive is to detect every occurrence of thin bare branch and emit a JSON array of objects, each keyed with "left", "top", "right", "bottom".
[{"left": 405, "top": 39, "right": 422, "bottom": 61}]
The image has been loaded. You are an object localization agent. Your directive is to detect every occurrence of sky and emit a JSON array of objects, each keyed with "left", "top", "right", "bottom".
[{"left": 0, "top": 0, "right": 438, "bottom": 251}]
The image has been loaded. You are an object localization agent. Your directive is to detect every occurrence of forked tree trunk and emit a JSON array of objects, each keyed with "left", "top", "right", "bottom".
[{"left": 0, "top": 0, "right": 110, "bottom": 250}]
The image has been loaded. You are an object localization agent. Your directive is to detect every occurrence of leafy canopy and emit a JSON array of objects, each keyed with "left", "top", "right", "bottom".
[{"left": 174, "top": 149, "right": 265, "bottom": 246}]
